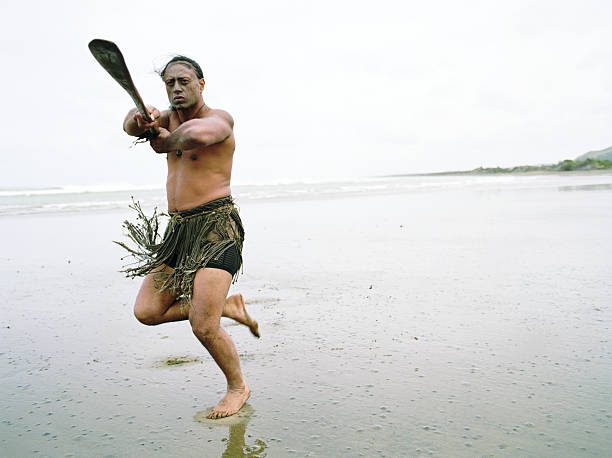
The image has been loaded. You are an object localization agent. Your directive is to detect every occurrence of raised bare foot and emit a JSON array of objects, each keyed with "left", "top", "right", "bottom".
[
  {"left": 224, "top": 294, "right": 260, "bottom": 338},
  {"left": 207, "top": 383, "right": 251, "bottom": 419}
]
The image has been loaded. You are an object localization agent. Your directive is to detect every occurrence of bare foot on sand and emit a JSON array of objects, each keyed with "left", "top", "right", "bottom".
[
  {"left": 207, "top": 383, "right": 251, "bottom": 419},
  {"left": 224, "top": 294, "right": 260, "bottom": 338}
]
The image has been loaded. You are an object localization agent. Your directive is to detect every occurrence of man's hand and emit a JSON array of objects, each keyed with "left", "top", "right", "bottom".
[
  {"left": 149, "top": 127, "right": 173, "bottom": 153},
  {"left": 123, "top": 105, "right": 161, "bottom": 137},
  {"left": 134, "top": 106, "right": 161, "bottom": 131}
]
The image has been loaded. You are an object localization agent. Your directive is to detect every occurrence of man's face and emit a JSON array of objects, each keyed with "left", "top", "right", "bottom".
[{"left": 163, "top": 63, "right": 204, "bottom": 109}]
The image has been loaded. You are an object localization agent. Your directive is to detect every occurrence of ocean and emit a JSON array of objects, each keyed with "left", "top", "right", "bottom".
[{"left": 2, "top": 172, "right": 612, "bottom": 216}]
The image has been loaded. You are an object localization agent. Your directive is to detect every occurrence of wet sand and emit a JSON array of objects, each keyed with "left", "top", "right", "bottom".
[{"left": 1, "top": 176, "right": 611, "bottom": 456}]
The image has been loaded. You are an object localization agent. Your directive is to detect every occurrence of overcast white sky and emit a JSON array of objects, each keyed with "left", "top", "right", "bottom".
[{"left": 2, "top": 0, "right": 612, "bottom": 187}]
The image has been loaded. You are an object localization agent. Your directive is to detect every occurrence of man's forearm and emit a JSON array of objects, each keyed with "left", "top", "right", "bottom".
[
  {"left": 162, "top": 122, "right": 192, "bottom": 151},
  {"left": 163, "top": 120, "right": 228, "bottom": 151}
]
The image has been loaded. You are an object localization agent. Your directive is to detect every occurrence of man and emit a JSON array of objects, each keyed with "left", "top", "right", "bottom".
[{"left": 120, "top": 55, "right": 258, "bottom": 419}]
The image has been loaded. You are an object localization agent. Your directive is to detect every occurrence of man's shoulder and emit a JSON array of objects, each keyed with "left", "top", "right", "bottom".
[{"left": 207, "top": 108, "right": 234, "bottom": 128}]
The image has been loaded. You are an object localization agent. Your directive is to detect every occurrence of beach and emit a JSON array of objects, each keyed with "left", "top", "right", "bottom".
[{"left": 1, "top": 172, "right": 611, "bottom": 457}]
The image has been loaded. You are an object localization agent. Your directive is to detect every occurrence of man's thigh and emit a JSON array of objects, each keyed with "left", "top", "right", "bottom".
[
  {"left": 134, "top": 265, "right": 179, "bottom": 315},
  {"left": 189, "top": 268, "right": 233, "bottom": 322}
]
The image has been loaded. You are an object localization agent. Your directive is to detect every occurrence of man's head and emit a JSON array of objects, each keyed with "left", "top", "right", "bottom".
[{"left": 159, "top": 56, "right": 205, "bottom": 110}]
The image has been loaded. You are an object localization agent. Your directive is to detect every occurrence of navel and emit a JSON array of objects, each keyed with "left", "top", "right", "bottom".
[{"left": 190, "top": 153, "right": 198, "bottom": 161}]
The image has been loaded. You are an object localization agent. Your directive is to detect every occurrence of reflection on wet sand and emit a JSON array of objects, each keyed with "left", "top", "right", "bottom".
[
  {"left": 194, "top": 404, "right": 267, "bottom": 457},
  {"left": 222, "top": 423, "right": 267, "bottom": 458},
  {"left": 558, "top": 183, "right": 612, "bottom": 191}
]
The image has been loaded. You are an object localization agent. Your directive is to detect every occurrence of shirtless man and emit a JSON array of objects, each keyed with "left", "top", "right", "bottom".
[{"left": 121, "top": 55, "right": 257, "bottom": 419}]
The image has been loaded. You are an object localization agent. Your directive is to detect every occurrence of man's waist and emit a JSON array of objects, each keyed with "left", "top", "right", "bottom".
[{"left": 169, "top": 196, "right": 234, "bottom": 220}]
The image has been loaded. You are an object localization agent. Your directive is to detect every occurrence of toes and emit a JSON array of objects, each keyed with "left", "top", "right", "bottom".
[
  {"left": 207, "top": 408, "right": 231, "bottom": 419},
  {"left": 207, "top": 409, "right": 222, "bottom": 419}
]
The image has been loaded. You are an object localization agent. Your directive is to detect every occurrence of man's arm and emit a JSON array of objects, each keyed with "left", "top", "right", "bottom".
[
  {"left": 150, "top": 114, "right": 233, "bottom": 153},
  {"left": 123, "top": 106, "right": 164, "bottom": 137}
]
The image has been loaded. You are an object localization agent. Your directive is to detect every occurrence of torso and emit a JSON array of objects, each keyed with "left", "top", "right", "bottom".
[{"left": 163, "top": 108, "right": 235, "bottom": 212}]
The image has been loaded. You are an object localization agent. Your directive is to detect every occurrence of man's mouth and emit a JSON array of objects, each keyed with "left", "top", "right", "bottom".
[{"left": 173, "top": 96, "right": 185, "bottom": 103}]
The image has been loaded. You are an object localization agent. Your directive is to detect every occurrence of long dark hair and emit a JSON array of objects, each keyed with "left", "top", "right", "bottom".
[{"left": 158, "top": 55, "right": 204, "bottom": 79}]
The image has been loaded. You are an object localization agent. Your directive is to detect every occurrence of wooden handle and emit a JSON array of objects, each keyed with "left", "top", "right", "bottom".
[{"left": 88, "top": 39, "right": 152, "bottom": 122}]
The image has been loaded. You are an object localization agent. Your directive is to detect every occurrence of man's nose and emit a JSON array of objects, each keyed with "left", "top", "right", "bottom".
[{"left": 172, "top": 82, "right": 182, "bottom": 92}]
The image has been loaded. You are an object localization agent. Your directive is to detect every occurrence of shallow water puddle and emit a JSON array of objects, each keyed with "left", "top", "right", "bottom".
[{"left": 153, "top": 356, "right": 201, "bottom": 367}]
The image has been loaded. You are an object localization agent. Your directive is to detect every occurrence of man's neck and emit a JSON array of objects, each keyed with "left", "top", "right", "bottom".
[{"left": 177, "top": 100, "right": 206, "bottom": 123}]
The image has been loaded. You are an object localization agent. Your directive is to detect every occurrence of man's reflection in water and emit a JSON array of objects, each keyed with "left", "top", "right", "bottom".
[
  {"left": 222, "top": 422, "right": 267, "bottom": 457},
  {"left": 195, "top": 404, "right": 267, "bottom": 457}
]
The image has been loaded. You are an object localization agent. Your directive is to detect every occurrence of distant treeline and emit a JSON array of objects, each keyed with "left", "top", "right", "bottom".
[{"left": 438, "top": 158, "right": 612, "bottom": 175}]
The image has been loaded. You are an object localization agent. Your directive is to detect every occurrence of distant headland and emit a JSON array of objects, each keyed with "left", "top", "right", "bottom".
[{"left": 429, "top": 145, "right": 612, "bottom": 175}]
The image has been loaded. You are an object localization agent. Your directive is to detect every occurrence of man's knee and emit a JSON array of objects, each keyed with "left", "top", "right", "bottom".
[
  {"left": 133, "top": 271, "right": 176, "bottom": 326},
  {"left": 190, "top": 315, "right": 220, "bottom": 344},
  {"left": 134, "top": 301, "right": 160, "bottom": 326}
]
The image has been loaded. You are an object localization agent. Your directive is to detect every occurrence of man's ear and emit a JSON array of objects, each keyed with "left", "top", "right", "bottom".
[{"left": 199, "top": 78, "right": 205, "bottom": 93}]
